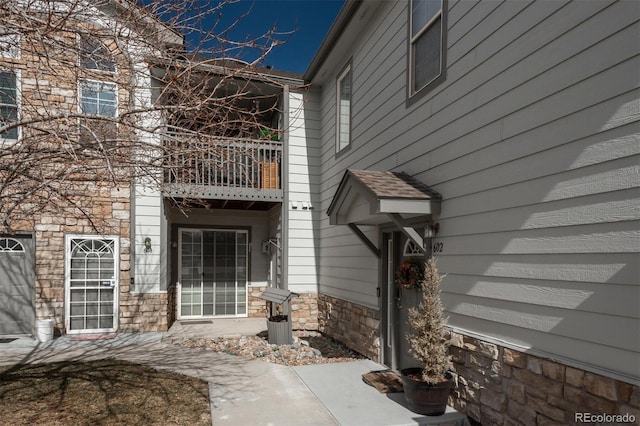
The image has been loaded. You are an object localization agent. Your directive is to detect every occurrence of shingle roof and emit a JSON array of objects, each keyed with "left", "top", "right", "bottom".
[{"left": 349, "top": 170, "right": 441, "bottom": 200}]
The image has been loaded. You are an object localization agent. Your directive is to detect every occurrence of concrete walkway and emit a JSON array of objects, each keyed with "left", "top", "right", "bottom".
[{"left": 0, "top": 323, "right": 467, "bottom": 426}]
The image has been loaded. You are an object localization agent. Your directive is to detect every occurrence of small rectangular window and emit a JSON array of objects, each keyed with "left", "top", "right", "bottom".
[
  {"left": 80, "top": 80, "right": 117, "bottom": 117},
  {"left": 409, "top": 0, "right": 446, "bottom": 99},
  {"left": 336, "top": 63, "right": 351, "bottom": 153},
  {"left": 79, "top": 80, "right": 117, "bottom": 144},
  {"left": 0, "top": 70, "right": 18, "bottom": 140},
  {"left": 0, "top": 32, "right": 20, "bottom": 59}
]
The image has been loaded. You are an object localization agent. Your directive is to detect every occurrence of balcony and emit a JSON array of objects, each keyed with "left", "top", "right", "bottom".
[{"left": 163, "top": 127, "right": 283, "bottom": 202}]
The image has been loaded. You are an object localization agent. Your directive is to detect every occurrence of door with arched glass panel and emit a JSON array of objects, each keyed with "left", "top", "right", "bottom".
[
  {"left": 65, "top": 236, "right": 119, "bottom": 333},
  {"left": 178, "top": 229, "right": 248, "bottom": 318}
]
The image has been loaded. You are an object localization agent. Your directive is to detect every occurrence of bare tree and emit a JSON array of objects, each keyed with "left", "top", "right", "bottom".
[{"left": 0, "top": 0, "right": 296, "bottom": 233}]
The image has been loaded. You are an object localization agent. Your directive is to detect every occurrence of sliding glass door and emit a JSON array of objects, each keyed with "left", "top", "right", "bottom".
[{"left": 178, "top": 229, "right": 248, "bottom": 318}]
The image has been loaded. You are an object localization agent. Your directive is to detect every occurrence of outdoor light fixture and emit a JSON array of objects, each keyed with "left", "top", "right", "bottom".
[{"left": 144, "top": 237, "right": 152, "bottom": 253}]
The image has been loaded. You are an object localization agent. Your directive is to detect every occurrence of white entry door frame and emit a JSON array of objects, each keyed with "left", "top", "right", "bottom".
[{"left": 65, "top": 235, "right": 119, "bottom": 334}]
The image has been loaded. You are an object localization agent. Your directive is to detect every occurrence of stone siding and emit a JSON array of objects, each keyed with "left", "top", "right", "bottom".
[
  {"left": 290, "top": 292, "right": 318, "bottom": 331},
  {"left": 248, "top": 286, "right": 269, "bottom": 318},
  {"left": 448, "top": 331, "right": 640, "bottom": 425},
  {"left": 119, "top": 292, "right": 169, "bottom": 332},
  {"left": 318, "top": 293, "right": 380, "bottom": 360},
  {"left": 248, "top": 286, "right": 319, "bottom": 330},
  {"left": 32, "top": 183, "right": 133, "bottom": 335}
]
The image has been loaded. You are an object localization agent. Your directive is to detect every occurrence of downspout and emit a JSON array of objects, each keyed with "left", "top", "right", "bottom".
[
  {"left": 281, "top": 84, "right": 290, "bottom": 292},
  {"left": 282, "top": 85, "right": 291, "bottom": 340}
]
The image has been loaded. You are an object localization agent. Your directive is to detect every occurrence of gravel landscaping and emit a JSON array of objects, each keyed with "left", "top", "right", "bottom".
[{"left": 178, "top": 331, "right": 366, "bottom": 366}]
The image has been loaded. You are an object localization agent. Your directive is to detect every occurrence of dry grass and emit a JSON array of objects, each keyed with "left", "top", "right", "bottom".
[{"left": 0, "top": 359, "right": 211, "bottom": 426}]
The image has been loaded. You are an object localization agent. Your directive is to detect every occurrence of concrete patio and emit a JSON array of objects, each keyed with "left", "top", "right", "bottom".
[{"left": 0, "top": 320, "right": 468, "bottom": 426}]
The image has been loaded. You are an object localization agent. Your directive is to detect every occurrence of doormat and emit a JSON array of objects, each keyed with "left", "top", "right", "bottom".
[
  {"left": 0, "top": 338, "right": 17, "bottom": 344},
  {"left": 362, "top": 369, "right": 404, "bottom": 394},
  {"left": 70, "top": 333, "right": 117, "bottom": 341},
  {"left": 180, "top": 320, "right": 213, "bottom": 325}
]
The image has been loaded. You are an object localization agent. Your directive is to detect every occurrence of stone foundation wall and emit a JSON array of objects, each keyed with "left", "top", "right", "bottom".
[
  {"left": 318, "top": 293, "right": 379, "bottom": 360},
  {"left": 290, "top": 292, "right": 318, "bottom": 330},
  {"left": 248, "top": 286, "right": 318, "bottom": 330},
  {"left": 119, "top": 292, "right": 169, "bottom": 332},
  {"left": 248, "top": 286, "right": 269, "bottom": 318},
  {"left": 448, "top": 331, "right": 640, "bottom": 425}
]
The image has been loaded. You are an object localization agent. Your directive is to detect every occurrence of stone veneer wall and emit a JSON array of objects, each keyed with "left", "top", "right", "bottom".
[
  {"left": 32, "top": 184, "right": 132, "bottom": 335},
  {"left": 248, "top": 286, "right": 269, "bottom": 319},
  {"left": 447, "top": 331, "right": 640, "bottom": 425},
  {"left": 248, "top": 286, "right": 318, "bottom": 330},
  {"left": 317, "top": 293, "right": 379, "bottom": 360},
  {"left": 32, "top": 184, "right": 169, "bottom": 334},
  {"left": 119, "top": 292, "right": 169, "bottom": 332}
]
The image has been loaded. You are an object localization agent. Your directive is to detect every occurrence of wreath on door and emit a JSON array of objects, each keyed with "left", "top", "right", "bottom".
[{"left": 395, "top": 259, "right": 424, "bottom": 289}]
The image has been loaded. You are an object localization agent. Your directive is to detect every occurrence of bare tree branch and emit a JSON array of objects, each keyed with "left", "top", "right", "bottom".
[{"left": 0, "top": 0, "right": 301, "bottom": 233}]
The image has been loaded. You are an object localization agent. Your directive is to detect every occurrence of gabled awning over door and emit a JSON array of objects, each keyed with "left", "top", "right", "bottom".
[{"left": 327, "top": 170, "right": 441, "bottom": 257}]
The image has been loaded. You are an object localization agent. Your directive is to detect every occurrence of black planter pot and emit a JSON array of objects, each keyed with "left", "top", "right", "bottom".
[{"left": 400, "top": 368, "right": 453, "bottom": 416}]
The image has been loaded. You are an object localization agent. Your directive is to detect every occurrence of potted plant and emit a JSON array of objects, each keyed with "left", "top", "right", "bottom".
[{"left": 401, "top": 256, "right": 453, "bottom": 415}]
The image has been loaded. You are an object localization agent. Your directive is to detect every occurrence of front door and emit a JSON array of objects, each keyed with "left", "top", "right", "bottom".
[
  {"left": 65, "top": 236, "right": 119, "bottom": 333},
  {"left": 0, "top": 235, "right": 35, "bottom": 336},
  {"left": 178, "top": 228, "right": 248, "bottom": 318},
  {"left": 381, "top": 232, "right": 424, "bottom": 370}
]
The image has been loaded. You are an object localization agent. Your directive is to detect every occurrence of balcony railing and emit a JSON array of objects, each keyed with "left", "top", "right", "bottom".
[{"left": 163, "top": 127, "right": 283, "bottom": 202}]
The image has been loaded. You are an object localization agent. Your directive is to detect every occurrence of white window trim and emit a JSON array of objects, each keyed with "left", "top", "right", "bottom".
[
  {"left": 0, "top": 68, "right": 21, "bottom": 142},
  {"left": 78, "top": 78, "right": 118, "bottom": 118},
  {"left": 64, "top": 234, "right": 120, "bottom": 334},
  {"left": 408, "top": 0, "right": 446, "bottom": 99},
  {"left": 403, "top": 239, "right": 424, "bottom": 257},
  {"left": 0, "top": 237, "right": 25, "bottom": 252},
  {"left": 336, "top": 62, "right": 352, "bottom": 153}
]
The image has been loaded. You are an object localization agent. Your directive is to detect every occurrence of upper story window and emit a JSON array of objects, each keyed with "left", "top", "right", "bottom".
[
  {"left": 0, "top": 70, "right": 19, "bottom": 141},
  {"left": 79, "top": 36, "right": 115, "bottom": 72},
  {"left": 0, "top": 31, "right": 20, "bottom": 59},
  {"left": 336, "top": 63, "right": 351, "bottom": 153},
  {"left": 79, "top": 80, "right": 117, "bottom": 117},
  {"left": 79, "top": 79, "right": 117, "bottom": 143},
  {"left": 409, "top": 0, "right": 447, "bottom": 100}
]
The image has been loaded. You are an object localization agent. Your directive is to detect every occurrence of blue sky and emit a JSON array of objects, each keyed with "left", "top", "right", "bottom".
[{"left": 197, "top": 0, "right": 345, "bottom": 74}]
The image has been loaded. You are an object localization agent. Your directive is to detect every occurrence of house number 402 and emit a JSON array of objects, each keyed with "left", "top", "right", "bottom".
[{"left": 433, "top": 242, "right": 444, "bottom": 253}]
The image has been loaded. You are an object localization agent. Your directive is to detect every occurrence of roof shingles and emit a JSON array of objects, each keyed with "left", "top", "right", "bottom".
[{"left": 349, "top": 170, "right": 441, "bottom": 200}]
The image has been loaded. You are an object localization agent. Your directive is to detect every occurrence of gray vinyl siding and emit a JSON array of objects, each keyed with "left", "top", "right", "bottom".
[
  {"left": 286, "top": 90, "right": 322, "bottom": 293},
  {"left": 314, "top": 0, "right": 640, "bottom": 381}
]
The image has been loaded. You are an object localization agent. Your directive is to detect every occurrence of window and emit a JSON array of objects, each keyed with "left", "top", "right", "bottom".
[
  {"left": 0, "top": 237, "right": 25, "bottom": 252},
  {"left": 403, "top": 239, "right": 423, "bottom": 257},
  {"left": 79, "top": 80, "right": 117, "bottom": 142},
  {"left": 0, "top": 32, "right": 20, "bottom": 59},
  {"left": 409, "top": 0, "right": 446, "bottom": 99},
  {"left": 0, "top": 70, "right": 18, "bottom": 140},
  {"left": 336, "top": 63, "right": 351, "bottom": 153},
  {"left": 79, "top": 36, "right": 115, "bottom": 72},
  {"left": 80, "top": 80, "right": 117, "bottom": 117}
]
